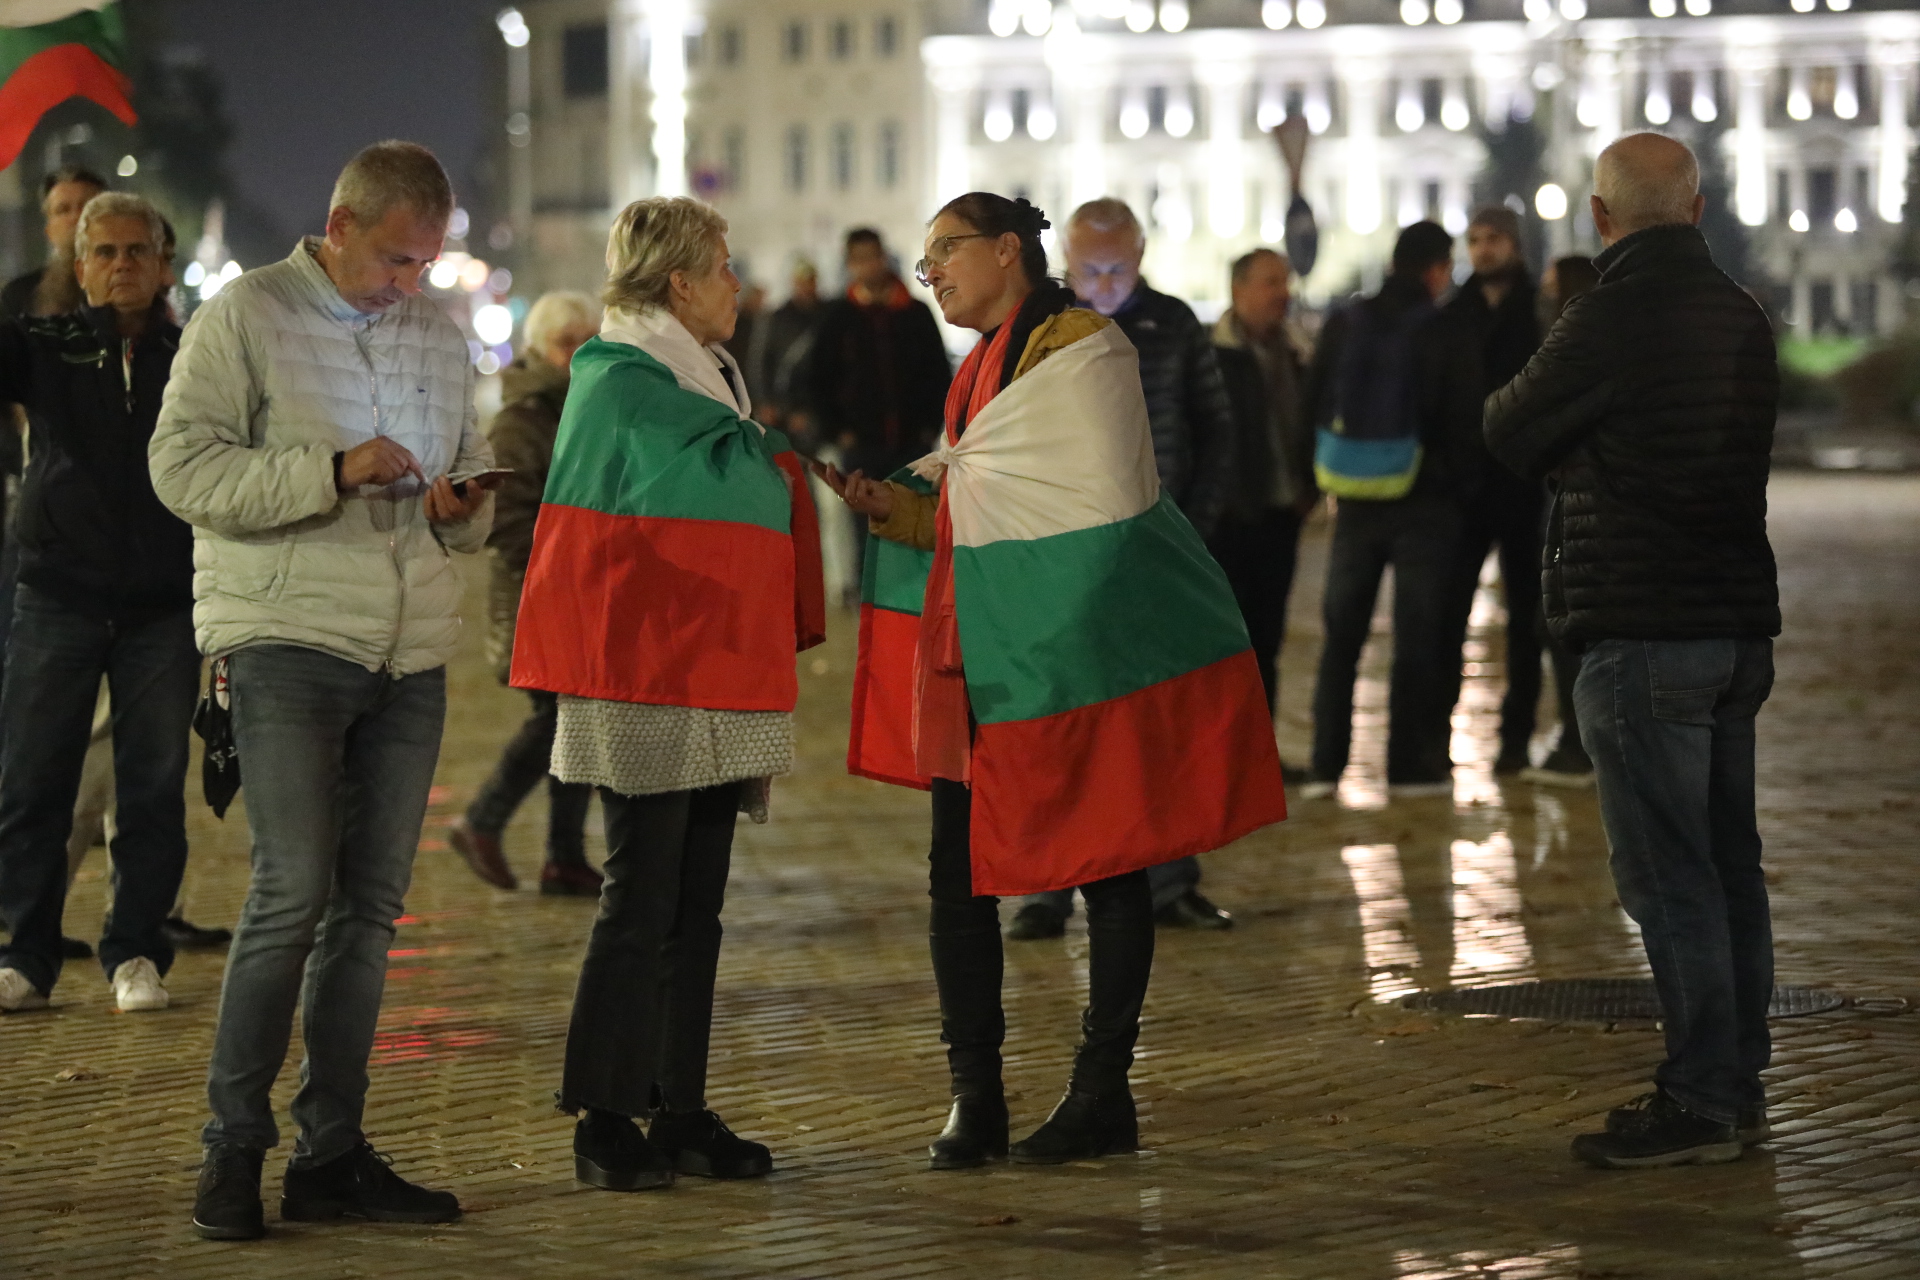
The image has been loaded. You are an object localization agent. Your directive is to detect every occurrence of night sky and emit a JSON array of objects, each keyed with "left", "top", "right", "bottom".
[{"left": 161, "top": 0, "right": 505, "bottom": 249}]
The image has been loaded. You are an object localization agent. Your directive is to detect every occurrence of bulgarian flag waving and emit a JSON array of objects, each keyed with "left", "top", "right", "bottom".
[
  {"left": 0, "top": 2, "right": 135, "bottom": 172},
  {"left": 510, "top": 331, "right": 826, "bottom": 711},
  {"left": 851, "top": 315, "right": 1287, "bottom": 895}
]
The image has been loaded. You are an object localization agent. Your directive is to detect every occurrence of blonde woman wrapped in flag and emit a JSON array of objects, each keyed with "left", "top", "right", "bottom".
[{"left": 824, "top": 193, "right": 1288, "bottom": 1170}]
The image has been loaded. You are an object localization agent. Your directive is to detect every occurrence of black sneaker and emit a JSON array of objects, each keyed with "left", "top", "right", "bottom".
[
  {"left": 192, "top": 1143, "right": 266, "bottom": 1241},
  {"left": 1004, "top": 902, "right": 1067, "bottom": 941},
  {"left": 1493, "top": 745, "right": 1531, "bottom": 776},
  {"left": 1153, "top": 889, "right": 1233, "bottom": 930},
  {"left": 1606, "top": 1091, "right": 1770, "bottom": 1146},
  {"left": 650, "top": 1108, "right": 773, "bottom": 1179},
  {"left": 280, "top": 1143, "right": 461, "bottom": 1223},
  {"left": 163, "top": 917, "right": 233, "bottom": 950},
  {"left": 61, "top": 936, "right": 94, "bottom": 960},
  {"left": 1571, "top": 1088, "right": 1742, "bottom": 1169},
  {"left": 574, "top": 1109, "right": 674, "bottom": 1191}
]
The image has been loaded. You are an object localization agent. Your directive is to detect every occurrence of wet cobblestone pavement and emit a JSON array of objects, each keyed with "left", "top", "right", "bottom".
[{"left": 3, "top": 472, "right": 1917, "bottom": 1279}]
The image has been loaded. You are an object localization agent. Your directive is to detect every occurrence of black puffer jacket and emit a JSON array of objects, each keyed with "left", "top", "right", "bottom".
[
  {"left": 1484, "top": 224, "right": 1779, "bottom": 645},
  {"left": 0, "top": 301, "right": 193, "bottom": 619},
  {"left": 1094, "top": 280, "right": 1237, "bottom": 538}
]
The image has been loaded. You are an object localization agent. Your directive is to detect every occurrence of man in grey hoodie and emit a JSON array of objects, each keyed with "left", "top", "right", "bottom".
[{"left": 150, "top": 141, "right": 495, "bottom": 1242}]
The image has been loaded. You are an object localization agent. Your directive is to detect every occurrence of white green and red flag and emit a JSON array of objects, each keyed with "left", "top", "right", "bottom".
[
  {"left": 510, "top": 336, "right": 826, "bottom": 710},
  {"left": 850, "top": 321, "right": 1288, "bottom": 895},
  {"left": 0, "top": 2, "right": 135, "bottom": 172}
]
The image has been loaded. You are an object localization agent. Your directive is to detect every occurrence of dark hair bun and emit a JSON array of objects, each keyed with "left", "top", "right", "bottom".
[{"left": 1012, "top": 198, "right": 1052, "bottom": 236}]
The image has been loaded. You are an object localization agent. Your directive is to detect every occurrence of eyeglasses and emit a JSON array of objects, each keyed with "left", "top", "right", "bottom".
[{"left": 914, "top": 233, "right": 990, "bottom": 286}]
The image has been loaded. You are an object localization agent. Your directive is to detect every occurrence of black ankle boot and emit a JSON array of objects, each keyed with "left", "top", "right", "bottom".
[
  {"left": 573, "top": 1109, "right": 674, "bottom": 1191},
  {"left": 928, "top": 1091, "right": 1009, "bottom": 1170},
  {"left": 1009, "top": 1087, "right": 1137, "bottom": 1164}
]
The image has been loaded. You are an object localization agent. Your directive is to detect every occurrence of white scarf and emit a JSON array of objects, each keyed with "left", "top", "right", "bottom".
[{"left": 599, "top": 306, "right": 753, "bottom": 421}]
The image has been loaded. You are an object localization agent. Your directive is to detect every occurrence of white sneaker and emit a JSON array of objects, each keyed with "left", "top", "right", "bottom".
[
  {"left": 111, "top": 956, "right": 169, "bottom": 1012},
  {"left": 0, "top": 966, "right": 49, "bottom": 1012}
]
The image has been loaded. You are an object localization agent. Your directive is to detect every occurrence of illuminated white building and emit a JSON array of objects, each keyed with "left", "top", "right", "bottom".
[{"left": 506, "top": 0, "right": 1918, "bottom": 333}]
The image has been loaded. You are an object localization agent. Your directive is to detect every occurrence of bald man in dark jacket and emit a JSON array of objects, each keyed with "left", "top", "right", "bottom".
[{"left": 1485, "top": 133, "right": 1779, "bottom": 1171}]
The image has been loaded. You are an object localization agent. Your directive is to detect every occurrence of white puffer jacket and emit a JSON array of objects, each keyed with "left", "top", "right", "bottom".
[{"left": 149, "top": 239, "right": 493, "bottom": 675}]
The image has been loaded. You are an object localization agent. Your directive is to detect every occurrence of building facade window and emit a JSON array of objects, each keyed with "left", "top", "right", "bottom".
[
  {"left": 784, "top": 21, "right": 808, "bottom": 62},
  {"left": 831, "top": 19, "right": 853, "bottom": 59},
  {"left": 562, "top": 23, "right": 609, "bottom": 98},
  {"left": 833, "top": 122, "right": 855, "bottom": 189},
  {"left": 719, "top": 24, "right": 742, "bottom": 65},
  {"left": 878, "top": 120, "right": 901, "bottom": 187},
  {"left": 876, "top": 14, "right": 899, "bottom": 56},
  {"left": 725, "top": 126, "right": 746, "bottom": 192},
  {"left": 785, "top": 124, "right": 809, "bottom": 191}
]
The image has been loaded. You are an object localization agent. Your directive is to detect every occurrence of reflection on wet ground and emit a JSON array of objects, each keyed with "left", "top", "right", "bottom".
[{"left": 2, "top": 474, "right": 1917, "bottom": 1278}]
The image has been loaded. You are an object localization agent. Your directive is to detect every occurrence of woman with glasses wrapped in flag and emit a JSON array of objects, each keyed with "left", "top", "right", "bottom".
[
  {"left": 510, "top": 195, "right": 825, "bottom": 1192},
  {"left": 823, "top": 193, "right": 1287, "bottom": 1170}
]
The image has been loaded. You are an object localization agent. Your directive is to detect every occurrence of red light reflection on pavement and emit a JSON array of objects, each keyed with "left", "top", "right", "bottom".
[{"left": 370, "top": 1005, "right": 502, "bottom": 1064}]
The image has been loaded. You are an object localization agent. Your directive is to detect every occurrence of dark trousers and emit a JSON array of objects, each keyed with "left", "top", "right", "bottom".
[
  {"left": 929, "top": 779, "right": 1153, "bottom": 1095},
  {"left": 560, "top": 783, "right": 739, "bottom": 1117},
  {"left": 1544, "top": 619, "right": 1588, "bottom": 759},
  {"left": 1310, "top": 496, "right": 1461, "bottom": 783},
  {"left": 0, "top": 585, "right": 197, "bottom": 993},
  {"left": 465, "top": 690, "right": 592, "bottom": 865},
  {"left": 1209, "top": 505, "right": 1305, "bottom": 716},
  {"left": 1576, "top": 638, "right": 1775, "bottom": 1123},
  {"left": 1440, "top": 482, "right": 1545, "bottom": 757}
]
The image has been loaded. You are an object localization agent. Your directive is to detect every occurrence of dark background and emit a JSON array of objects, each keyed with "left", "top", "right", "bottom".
[{"left": 8, "top": 0, "right": 505, "bottom": 273}]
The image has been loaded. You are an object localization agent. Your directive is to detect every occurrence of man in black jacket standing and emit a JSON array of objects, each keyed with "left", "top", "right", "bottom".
[
  {"left": 1007, "top": 197, "right": 1238, "bottom": 938},
  {"left": 1211, "top": 247, "right": 1314, "bottom": 726},
  {"left": 1299, "top": 222, "right": 1484, "bottom": 800},
  {"left": 1440, "top": 206, "right": 1544, "bottom": 775},
  {"left": 1486, "top": 134, "right": 1780, "bottom": 1169},
  {"left": 0, "top": 193, "right": 198, "bottom": 1015}
]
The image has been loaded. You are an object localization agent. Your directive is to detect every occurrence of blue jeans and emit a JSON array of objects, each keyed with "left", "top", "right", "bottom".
[
  {"left": 1575, "top": 637, "right": 1775, "bottom": 1123},
  {"left": 201, "top": 645, "right": 445, "bottom": 1166},
  {"left": 0, "top": 584, "right": 197, "bottom": 993}
]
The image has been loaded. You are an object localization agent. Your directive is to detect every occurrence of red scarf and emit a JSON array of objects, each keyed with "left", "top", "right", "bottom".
[{"left": 913, "top": 319, "right": 1021, "bottom": 782}]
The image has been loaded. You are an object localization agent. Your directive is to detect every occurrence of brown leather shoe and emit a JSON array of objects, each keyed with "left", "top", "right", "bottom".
[{"left": 447, "top": 819, "right": 517, "bottom": 890}]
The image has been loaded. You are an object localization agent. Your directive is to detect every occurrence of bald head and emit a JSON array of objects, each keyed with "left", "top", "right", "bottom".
[{"left": 1592, "top": 133, "right": 1704, "bottom": 245}]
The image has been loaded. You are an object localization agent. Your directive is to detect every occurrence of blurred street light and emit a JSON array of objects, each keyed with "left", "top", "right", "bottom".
[
  {"left": 497, "top": 7, "right": 529, "bottom": 46},
  {"left": 1535, "top": 183, "right": 1569, "bottom": 220}
]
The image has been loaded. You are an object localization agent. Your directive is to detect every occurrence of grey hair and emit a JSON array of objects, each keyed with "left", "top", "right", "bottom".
[
  {"left": 524, "top": 290, "right": 600, "bottom": 356},
  {"left": 73, "top": 191, "right": 166, "bottom": 260},
  {"left": 329, "top": 140, "right": 455, "bottom": 229},
  {"left": 603, "top": 196, "right": 729, "bottom": 313},
  {"left": 1066, "top": 196, "right": 1146, "bottom": 249},
  {"left": 1594, "top": 133, "right": 1700, "bottom": 235}
]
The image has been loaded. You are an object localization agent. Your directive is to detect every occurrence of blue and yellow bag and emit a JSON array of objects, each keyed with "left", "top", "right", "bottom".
[{"left": 1313, "top": 297, "right": 1431, "bottom": 500}]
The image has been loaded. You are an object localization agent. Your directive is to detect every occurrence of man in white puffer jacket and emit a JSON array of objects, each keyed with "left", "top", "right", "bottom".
[{"left": 150, "top": 141, "right": 494, "bottom": 1242}]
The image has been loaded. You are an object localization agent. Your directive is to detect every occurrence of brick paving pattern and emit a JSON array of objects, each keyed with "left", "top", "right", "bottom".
[{"left": 2, "top": 472, "right": 1916, "bottom": 1278}]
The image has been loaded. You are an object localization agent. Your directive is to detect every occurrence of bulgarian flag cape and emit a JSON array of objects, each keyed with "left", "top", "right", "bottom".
[
  {"left": 851, "top": 319, "right": 1287, "bottom": 895},
  {"left": 510, "top": 333, "right": 826, "bottom": 710},
  {"left": 0, "top": 2, "right": 135, "bottom": 172}
]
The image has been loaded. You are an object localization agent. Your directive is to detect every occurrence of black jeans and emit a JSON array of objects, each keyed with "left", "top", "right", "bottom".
[
  {"left": 1209, "top": 505, "right": 1305, "bottom": 717},
  {"left": 560, "top": 783, "right": 739, "bottom": 1117},
  {"left": 929, "top": 779, "right": 1154, "bottom": 1095},
  {"left": 1440, "top": 480, "right": 1545, "bottom": 757},
  {"left": 1576, "top": 638, "right": 1775, "bottom": 1123},
  {"left": 0, "top": 586, "right": 197, "bottom": 993},
  {"left": 1310, "top": 496, "right": 1461, "bottom": 783},
  {"left": 465, "top": 690, "right": 592, "bottom": 865}
]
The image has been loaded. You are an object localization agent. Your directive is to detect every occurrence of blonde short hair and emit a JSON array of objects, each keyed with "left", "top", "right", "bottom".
[
  {"left": 74, "top": 191, "right": 165, "bottom": 261},
  {"left": 603, "top": 196, "right": 729, "bottom": 313},
  {"left": 524, "top": 290, "right": 600, "bottom": 356},
  {"left": 1066, "top": 197, "right": 1146, "bottom": 249}
]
